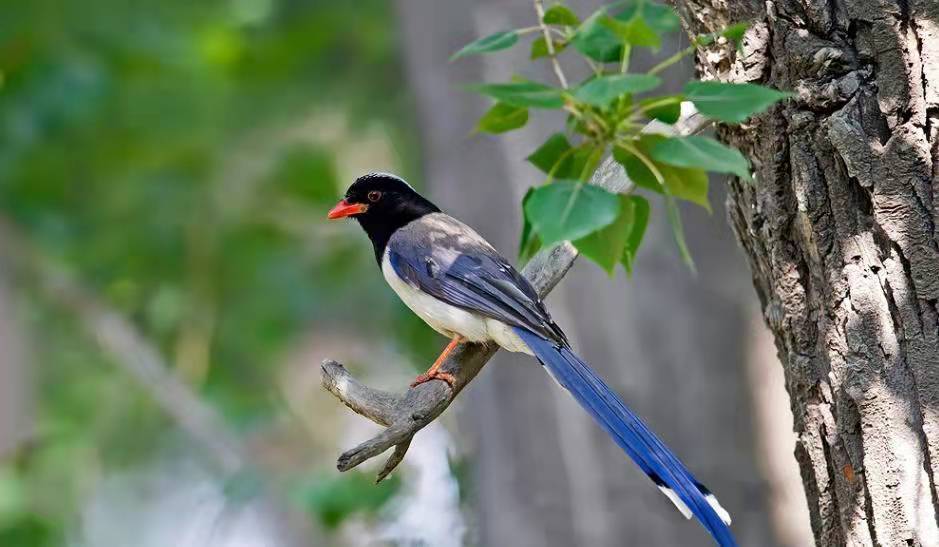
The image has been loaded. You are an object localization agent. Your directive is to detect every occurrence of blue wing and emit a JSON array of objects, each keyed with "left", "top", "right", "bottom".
[{"left": 386, "top": 214, "right": 566, "bottom": 343}]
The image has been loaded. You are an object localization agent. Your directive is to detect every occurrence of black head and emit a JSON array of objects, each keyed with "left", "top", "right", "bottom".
[{"left": 327, "top": 172, "right": 440, "bottom": 262}]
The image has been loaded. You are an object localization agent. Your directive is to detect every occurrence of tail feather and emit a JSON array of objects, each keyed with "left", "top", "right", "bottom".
[{"left": 513, "top": 327, "right": 736, "bottom": 547}]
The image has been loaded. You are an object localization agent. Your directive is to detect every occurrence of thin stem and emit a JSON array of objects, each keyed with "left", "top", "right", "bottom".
[
  {"left": 627, "top": 95, "right": 683, "bottom": 124},
  {"left": 579, "top": 144, "right": 605, "bottom": 181},
  {"left": 614, "top": 118, "right": 642, "bottom": 136},
  {"left": 545, "top": 145, "right": 580, "bottom": 183},
  {"left": 534, "top": 0, "right": 568, "bottom": 88},
  {"left": 621, "top": 142, "right": 666, "bottom": 186},
  {"left": 633, "top": 96, "right": 681, "bottom": 115},
  {"left": 584, "top": 55, "right": 603, "bottom": 76},
  {"left": 620, "top": 44, "right": 631, "bottom": 73},
  {"left": 647, "top": 45, "right": 694, "bottom": 76}
]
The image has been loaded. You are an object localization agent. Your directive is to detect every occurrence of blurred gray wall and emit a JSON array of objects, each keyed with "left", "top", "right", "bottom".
[{"left": 395, "top": 1, "right": 788, "bottom": 545}]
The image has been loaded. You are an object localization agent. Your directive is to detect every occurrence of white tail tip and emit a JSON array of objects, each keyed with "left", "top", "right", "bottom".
[
  {"left": 657, "top": 485, "right": 693, "bottom": 519},
  {"left": 706, "top": 493, "right": 732, "bottom": 525},
  {"left": 656, "top": 486, "right": 733, "bottom": 526}
]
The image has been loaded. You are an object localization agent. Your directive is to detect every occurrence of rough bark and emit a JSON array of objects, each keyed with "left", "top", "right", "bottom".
[{"left": 673, "top": 0, "right": 939, "bottom": 543}]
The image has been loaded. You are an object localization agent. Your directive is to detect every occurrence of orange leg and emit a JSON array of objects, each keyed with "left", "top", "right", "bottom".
[{"left": 411, "top": 336, "right": 463, "bottom": 388}]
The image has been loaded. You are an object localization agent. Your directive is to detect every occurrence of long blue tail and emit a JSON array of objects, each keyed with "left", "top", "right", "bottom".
[{"left": 513, "top": 327, "right": 736, "bottom": 547}]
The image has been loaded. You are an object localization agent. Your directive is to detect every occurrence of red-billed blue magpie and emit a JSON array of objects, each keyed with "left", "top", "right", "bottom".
[{"left": 328, "top": 172, "right": 735, "bottom": 546}]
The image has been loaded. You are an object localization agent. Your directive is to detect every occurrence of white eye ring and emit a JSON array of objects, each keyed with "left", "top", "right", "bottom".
[{"left": 367, "top": 191, "right": 382, "bottom": 202}]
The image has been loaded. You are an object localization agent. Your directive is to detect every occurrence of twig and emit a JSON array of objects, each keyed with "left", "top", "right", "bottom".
[
  {"left": 534, "top": 0, "right": 568, "bottom": 89},
  {"left": 322, "top": 107, "right": 709, "bottom": 481}
]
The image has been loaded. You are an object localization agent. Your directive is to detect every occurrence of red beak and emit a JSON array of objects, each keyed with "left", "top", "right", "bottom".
[{"left": 327, "top": 199, "right": 368, "bottom": 219}]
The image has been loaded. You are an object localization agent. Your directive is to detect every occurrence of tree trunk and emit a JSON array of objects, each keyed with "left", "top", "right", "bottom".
[
  {"left": 673, "top": 0, "right": 939, "bottom": 543},
  {"left": 396, "top": 1, "right": 785, "bottom": 545}
]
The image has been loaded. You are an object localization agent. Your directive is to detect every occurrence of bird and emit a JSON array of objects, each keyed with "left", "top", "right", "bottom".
[{"left": 327, "top": 172, "right": 736, "bottom": 546}]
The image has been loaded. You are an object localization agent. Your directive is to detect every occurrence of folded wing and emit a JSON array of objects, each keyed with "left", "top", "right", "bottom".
[{"left": 387, "top": 213, "right": 565, "bottom": 343}]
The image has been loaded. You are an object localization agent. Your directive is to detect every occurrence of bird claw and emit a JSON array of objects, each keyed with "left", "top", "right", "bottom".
[{"left": 410, "top": 371, "right": 456, "bottom": 389}]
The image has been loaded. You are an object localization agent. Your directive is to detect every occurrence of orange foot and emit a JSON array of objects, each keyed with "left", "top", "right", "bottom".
[{"left": 410, "top": 370, "right": 457, "bottom": 388}]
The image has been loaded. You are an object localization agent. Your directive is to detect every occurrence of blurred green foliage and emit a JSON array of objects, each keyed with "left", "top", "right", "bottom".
[
  {"left": 296, "top": 471, "right": 402, "bottom": 530},
  {"left": 0, "top": 0, "right": 433, "bottom": 542}
]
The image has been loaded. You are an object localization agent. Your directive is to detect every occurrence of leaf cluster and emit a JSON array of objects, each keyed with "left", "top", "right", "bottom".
[{"left": 454, "top": 0, "right": 790, "bottom": 274}]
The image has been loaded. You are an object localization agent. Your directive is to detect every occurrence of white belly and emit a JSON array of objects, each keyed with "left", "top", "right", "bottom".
[{"left": 382, "top": 251, "right": 533, "bottom": 355}]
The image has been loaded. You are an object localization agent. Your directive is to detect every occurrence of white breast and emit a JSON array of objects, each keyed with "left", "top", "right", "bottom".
[
  {"left": 381, "top": 250, "right": 532, "bottom": 355},
  {"left": 382, "top": 251, "right": 489, "bottom": 342}
]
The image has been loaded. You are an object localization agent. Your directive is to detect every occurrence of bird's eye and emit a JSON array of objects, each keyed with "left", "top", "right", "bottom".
[{"left": 367, "top": 191, "right": 382, "bottom": 202}]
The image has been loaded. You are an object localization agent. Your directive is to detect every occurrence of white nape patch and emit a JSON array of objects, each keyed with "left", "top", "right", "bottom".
[
  {"left": 658, "top": 486, "right": 692, "bottom": 520},
  {"left": 706, "top": 493, "right": 732, "bottom": 525}
]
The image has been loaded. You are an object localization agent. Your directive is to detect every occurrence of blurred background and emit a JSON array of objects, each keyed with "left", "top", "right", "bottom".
[{"left": 0, "top": 1, "right": 812, "bottom": 546}]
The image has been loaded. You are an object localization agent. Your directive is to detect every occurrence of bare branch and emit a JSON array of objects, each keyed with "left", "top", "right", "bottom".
[{"left": 323, "top": 108, "right": 709, "bottom": 480}]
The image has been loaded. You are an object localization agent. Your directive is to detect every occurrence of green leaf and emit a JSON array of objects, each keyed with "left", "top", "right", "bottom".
[
  {"left": 526, "top": 134, "right": 594, "bottom": 179},
  {"left": 650, "top": 135, "right": 751, "bottom": 180},
  {"left": 615, "top": 146, "right": 655, "bottom": 186},
  {"left": 695, "top": 33, "right": 716, "bottom": 47},
  {"left": 614, "top": 135, "right": 710, "bottom": 210},
  {"left": 622, "top": 195, "right": 650, "bottom": 273},
  {"left": 573, "top": 74, "right": 661, "bottom": 108},
  {"left": 530, "top": 36, "right": 568, "bottom": 59},
  {"left": 531, "top": 37, "right": 549, "bottom": 59},
  {"left": 543, "top": 4, "right": 580, "bottom": 26},
  {"left": 639, "top": 95, "right": 682, "bottom": 124},
  {"left": 519, "top": 187, "right": 534, "bottom": 252},
  {"left": 664, "top": 193, "right": 696, "bottom": 273},
  {"left": 571, "top": 11, "right": 623, "bottom": 62},
  {"left": 518, "top": 188, "right": 542, "bottom": 263},
  {"left": 574, "top": 194, "right": 631, "bottom": 274},
  {"left": 477, "top": 102, "right": 529, "bottom": 133},
  {"left": 573, "top": 193, "right": 651, "bottom": 274},
  {"left": 524, "top": 180, "right": 620, "bottom": 246},
  {"left": 566, "top": 111, "right": 588, "bottom": 135},
  {"left": 601, "top": 13, "right": 660, "bottom": 48},
  {"left": 470, "top": 81, "right": 565, "bottom": 108},
  {"left": 614, "top": 0, "right": 680, "bottom": 34},
  {"left": 602, "top": 0, "right": 679, "bottom": 49},
  {"left": 722, "top": 22, "right": 748, "bottom": 44},
  {"left": 527, "top": 133, "right": 572, "bottom": 173},
  {"left": 450, "top": 30, "right": 519, "bottom": 61},
  {"left": 683, "top": 81, "right": 790, "bottom": 123}
]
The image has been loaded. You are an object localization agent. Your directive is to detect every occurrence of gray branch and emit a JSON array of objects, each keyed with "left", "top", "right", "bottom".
[{"left": 322, "top": 108, "right": 708, "bottom": 481}]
